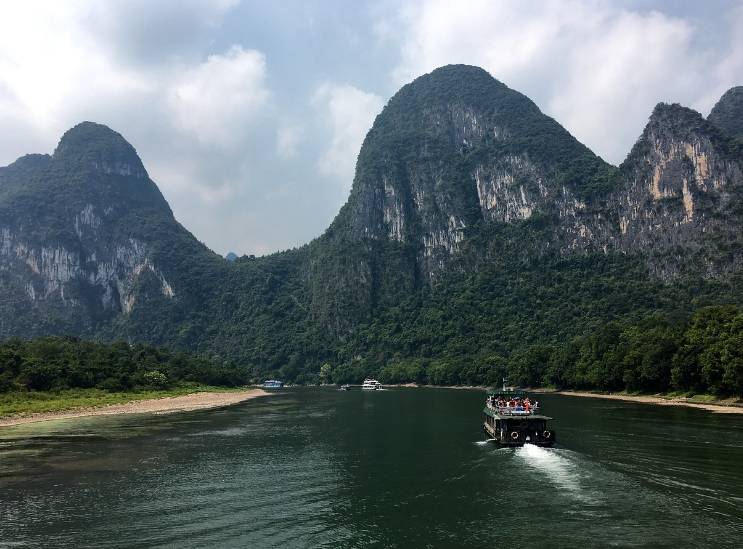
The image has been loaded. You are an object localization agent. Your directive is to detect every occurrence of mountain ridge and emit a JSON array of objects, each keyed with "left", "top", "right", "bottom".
[{"left": 1, "top": 64, "right": 742, "bottom": 384}]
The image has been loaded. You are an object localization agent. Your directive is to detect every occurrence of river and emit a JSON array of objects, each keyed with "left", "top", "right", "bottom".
[{"left": 1, "top": 388, "right": 742, "bottom": 548}]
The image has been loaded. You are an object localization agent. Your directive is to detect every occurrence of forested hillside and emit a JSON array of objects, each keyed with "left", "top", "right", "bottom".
[{"left": 1, "top": 65, "right": 743, "bottom": 396}]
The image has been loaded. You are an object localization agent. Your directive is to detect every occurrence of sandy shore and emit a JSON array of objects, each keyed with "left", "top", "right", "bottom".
[
  {"left": 0, "top": 389, "right": 269, "bottom": 427},
  {"left": 542, "top": 389, "right": 743, "bottom": 414},
  {"left": 393, "top": 384, "right": 743, "bottom": 414}
]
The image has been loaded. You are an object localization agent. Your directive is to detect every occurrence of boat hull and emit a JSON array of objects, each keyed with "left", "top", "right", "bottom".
[{"left": 483, "top": 423, "right": 555, "bottom": 447}]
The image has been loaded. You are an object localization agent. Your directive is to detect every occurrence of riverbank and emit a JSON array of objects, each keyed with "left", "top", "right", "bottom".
[
  {"left": 532, "top": 389, "right": 743, "bottom": 414},
  {"left": 0, "top": 387, "right": 268, "bottom": 427},
  {"left": 386, "top": 383, "right": 743, "bottom": 414}
]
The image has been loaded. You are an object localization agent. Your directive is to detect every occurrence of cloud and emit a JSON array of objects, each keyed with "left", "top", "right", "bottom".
[
  {"left": 388, "top": 0, "right": 743, "bottom": 164},
  {"left": 313, "top": 83, "right": 384, "bottom": 185},
  {"left": 85, "top": 0, "right": 239, "bottom": 66},
  {"left": 0, "top": 1, "right": 282, "bottom": 253},
  {"left": 169, "top": 46, "right": 270, "bottom": 147},
  {"left": 276, "top": 124, "right": 304, "bottom": 159}
]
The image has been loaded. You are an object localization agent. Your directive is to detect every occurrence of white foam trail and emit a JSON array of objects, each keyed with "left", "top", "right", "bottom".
[
  {"left": 516, "top": 444, "right": 597, "bottom": 504},
  {"left": 474, "top": 439, "right": 495, "bottom": 446}
]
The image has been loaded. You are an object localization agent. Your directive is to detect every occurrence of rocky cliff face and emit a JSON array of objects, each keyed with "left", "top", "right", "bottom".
[
  {"left": 0, "top": 122, "right": 215, "bottom": 338},
  {"left": 610, "top": 103, "right": 743, "bottom": 278},
  {"left": 1, "top": 67, "right": 742, "bottom": 366},
  {"left": 333, "top": 65, "right": 617, "bottom": 280},
  {"left": 311, "top": 66, "right": 621, "bottom": 328},
  {"left": 312, "top": 67, "right": 743, "bottom": 332}
]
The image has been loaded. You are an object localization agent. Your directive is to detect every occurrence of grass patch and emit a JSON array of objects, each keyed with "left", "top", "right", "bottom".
[
  {"left": 685, "top": 394, "right": 719, "bottom": 403},
  {"left": 0, "top": 384, "right": 248, "bottom": 418}
]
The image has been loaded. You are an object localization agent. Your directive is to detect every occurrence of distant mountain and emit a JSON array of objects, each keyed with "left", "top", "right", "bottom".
[
  {"left": 0, "top": 122, "right": 227, "bottom": 341},
  {"left": 708, "top": 86, "right": 743, "bottom": 140},
  {"left": 311, "top": 66, "right": 743, "bottom": 331},
  {"left": 2, "top": 67, "right": 742, "bottom": 385}
]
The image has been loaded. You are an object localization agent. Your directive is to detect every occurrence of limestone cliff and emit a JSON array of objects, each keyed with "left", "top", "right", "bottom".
[
  {"left": 311, "top": 66, "right": 743, "bottom": 332},
  {"left": 1, "top": 67, "right": 742, "bottom": 369},
  {"left": 612, "top": 103, "right": 743, "bottom": 278},
  {"left": 0, "top": 122, "right": 220, "bottom": 338}
]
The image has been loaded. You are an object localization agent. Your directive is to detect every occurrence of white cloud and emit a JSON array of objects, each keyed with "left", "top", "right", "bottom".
[
  {"left": 0, "top": 1, "right": 278, "bottom": 252},
  {"left": 276, "top": 124, "right": 304, "bottom": 158},
  {"left": 169, "top": 46, "right": 270, "bottom": 147},
  {"left": 0, "top": 1, "right": 150, "bottom": 156},
  {"left": 86, "top": 0, "right": 239, "bottom": 66},
  {"left": 312, "top": 83, "right": 384, "bottom": 185},
  {"left": 388, "top": 0, "right": 743, "bottom": 164}
]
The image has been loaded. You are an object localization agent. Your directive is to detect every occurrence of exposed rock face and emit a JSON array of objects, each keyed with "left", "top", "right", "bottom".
[
  {"left": 309, "top": 67, "right": 743, "bottom": 332},
  {"left": 708, "top": 86, "right": 743, "bottom": 139},
  {"left": 0, "top": 122, "right": 202, "bottom": 338},
  {"left": 330, "top": 65, "right": 616, "bottom": 284},
  {"left": 1, "top": 66, "right": 742, "bottom": 355},
  {"left": 611, "top": 104, "right": 743, "bottom": 278}
]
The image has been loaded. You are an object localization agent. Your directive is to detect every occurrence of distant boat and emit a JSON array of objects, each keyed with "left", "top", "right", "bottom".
[
  {"left": 361, "top": 379, "right": 382, "bottom": 390},
  {"left": 263, "top": 379, "right": 283, "bottom": 388},
  {"left": 339, "top": 384, "right": 351, "bottom": 391}
]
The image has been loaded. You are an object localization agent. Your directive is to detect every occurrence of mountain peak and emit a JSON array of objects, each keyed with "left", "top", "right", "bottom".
[
  {"left": 643, "top": 102, "right": 712, "bottom": 140},
  {"left": 426, "top": 64, "right": 498, "bottom": 82},
  {"left": 708, "top": 86, "right": 743, "bottom": 139},
  {"left": 2, "top": 153, "right": 51, "bottom": 174},
  {"left": 53, "top": 121, "right": 148, "bottom": 179}
]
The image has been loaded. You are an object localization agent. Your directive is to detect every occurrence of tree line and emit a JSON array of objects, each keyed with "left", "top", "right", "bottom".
[
  {"left": 2, "top": 306, "right": 741, "bottom": 398},
  {"left": 324, "top": 305, "right": 743, "bottom": 398},
  {"left": 0, "top": 336, "right": 249, "bottom": 393}
]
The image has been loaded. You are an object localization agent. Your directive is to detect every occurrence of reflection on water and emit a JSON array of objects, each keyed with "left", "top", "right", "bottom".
[{"left": 1, "top": 389, "right": 743, "bottom": 548}]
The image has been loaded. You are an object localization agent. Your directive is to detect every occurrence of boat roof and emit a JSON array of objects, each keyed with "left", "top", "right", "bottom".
[
  {"left": 487, "top": 389, "right": 528, "bottom": 398},
  {"left": 483, "top": 407, "right": 552, "bottom": 420}
]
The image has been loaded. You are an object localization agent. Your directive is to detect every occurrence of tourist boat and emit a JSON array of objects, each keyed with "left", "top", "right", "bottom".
[
  {"left": 263, "top": 379, "right": 283, "bottom": 388},
  {"left": 361, "top": 379, "right": 382, "bottom": 390},
  {"left": 339, "top": 384, "right": 351, "bottom": 391},
  {"left": 482, "top": 388, "right": 555, "bottom": 447}
]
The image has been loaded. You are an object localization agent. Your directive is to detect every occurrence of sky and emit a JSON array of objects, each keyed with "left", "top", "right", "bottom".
[{"left": 0, "top": 0, "right": 741, "bottom": 256}]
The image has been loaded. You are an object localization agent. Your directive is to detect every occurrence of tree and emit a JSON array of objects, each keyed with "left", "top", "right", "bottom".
[{"left": 319, "top": 363, "right": 333, "bottom": 385}]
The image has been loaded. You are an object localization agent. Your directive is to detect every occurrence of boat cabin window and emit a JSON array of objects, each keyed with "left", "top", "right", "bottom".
[{"left": 503, "top": 419, "right": 546, "bottom": 431}]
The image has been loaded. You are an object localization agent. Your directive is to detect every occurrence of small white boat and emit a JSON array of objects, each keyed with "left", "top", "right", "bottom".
[{"left": 361, "top": 379, "right": 382, "bottom": 390}]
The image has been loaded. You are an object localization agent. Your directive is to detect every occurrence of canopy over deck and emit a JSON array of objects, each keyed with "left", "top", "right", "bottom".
[
  {"left": 483, "top": 407, "right": 552, "bottom": 420},
  {"left": 487, "top": 389, "right": 528, "bottom": 398}
]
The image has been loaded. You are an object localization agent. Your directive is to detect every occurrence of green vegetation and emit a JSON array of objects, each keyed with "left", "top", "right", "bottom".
[
  {"left": 328, "top": 305, "right": 743, "bottom": 399},
  {"left": 2, "top": 70, "right": 743, "bottom": 405},
  {"left": 358, "top": 65, "right": 620, "bottom": 202},
  {"left": 0, "top": 384, "right": 243, "bottom": 417},
  {"left": 0, "top": 336, "right": 250, "bottom": 395},
  {"left": 708, "top": 85, "right": 743, "bottom": 140}
]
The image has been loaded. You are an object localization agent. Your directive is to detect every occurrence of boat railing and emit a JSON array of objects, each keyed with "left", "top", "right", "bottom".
[{"left": 486, "top": 403, "right": 540, "bottom": 416}]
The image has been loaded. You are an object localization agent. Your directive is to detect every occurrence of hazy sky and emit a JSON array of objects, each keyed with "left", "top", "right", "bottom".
[{"left": 1, "top": 1, "right": 741, "bottom": 256}]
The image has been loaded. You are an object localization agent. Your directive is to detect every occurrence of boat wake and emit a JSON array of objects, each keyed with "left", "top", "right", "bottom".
[
  {"left": 515, "top": 444, "right": 599, "bottom": 504},
  {"left": 474, "top": 439, "right": 494, "bottom": 446}
]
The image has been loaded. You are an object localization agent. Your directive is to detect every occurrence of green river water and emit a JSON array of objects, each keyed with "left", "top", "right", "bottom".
[{"left": 1, "top": 388, "right": 742, "bottom": 548}]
